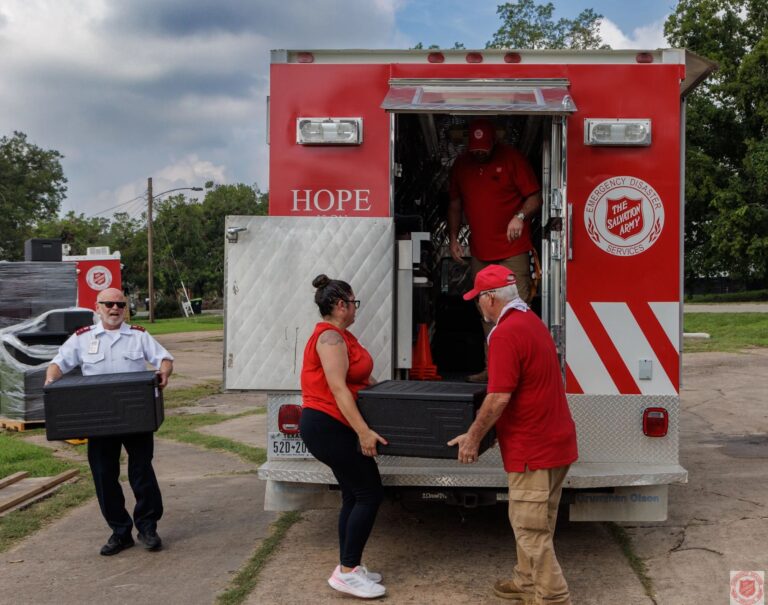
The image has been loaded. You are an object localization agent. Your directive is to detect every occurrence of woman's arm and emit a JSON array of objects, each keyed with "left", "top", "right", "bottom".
[{"left": 316, "top": 330, "right": 387, "bottom": 455}]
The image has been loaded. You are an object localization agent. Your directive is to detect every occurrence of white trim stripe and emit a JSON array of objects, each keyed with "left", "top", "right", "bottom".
[
  {"left": 649, "top": 302, "right": 680, "bottom": 350},
  {"left": 566, "top": 303, "right": 619, "bottom": 395},
  {"left": 592, "top": 303, "right": 676, "bottom": 396}
]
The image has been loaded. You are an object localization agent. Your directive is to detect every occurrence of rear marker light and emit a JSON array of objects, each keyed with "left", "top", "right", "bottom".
[
  {"left": 584, "top": 118, "right": 652, "bottom": 146},
  {"left": 296, "top": 117, "right": 363, "bottom": 145},
  {"left": 428, "top": 52, "right": 445, "bottom": 63},
  {"left": 504, "top": 52, "right": 521, "bottom": 63},
  {"left": 465, "top": 52, "right": 483, "bottom": 63},
  {"left": 643, "top": 407, "right": 668, "bottom": 437},
  {"left": 636, "top": 52, "right": 654, "bottom": 63},
  {"left": 297, "top": 52, "right": 314, "bottom": 63},
  {"left": 278, "top": 404, "right": 302, "bottom": 435}
]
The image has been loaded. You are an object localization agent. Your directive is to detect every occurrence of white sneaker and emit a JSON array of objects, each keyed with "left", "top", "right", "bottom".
[
  {"left": 328, "top": 565, "right": 386, "bottom": 599},
  {"left": 358, "top": 564, "right": 383, "bottom": 583}
]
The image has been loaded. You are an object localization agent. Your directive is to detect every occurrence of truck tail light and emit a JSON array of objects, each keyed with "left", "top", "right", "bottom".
[
  {"left": 643, "top": 407, "right": 668, "bottom": 437},
  {"left": 278, "top": 404, "right": 302, "bottom": 435},
  {"left": 428, "top": 52, "right": 445, "bottom": 63},
  {"left": 465, "top": 52, "right": 483, "bottom": 63}
]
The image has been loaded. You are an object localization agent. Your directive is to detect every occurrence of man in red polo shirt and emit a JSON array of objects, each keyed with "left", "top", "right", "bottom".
[
  {"left": 447, "top": 118, "right": 542, "bottom": 383},
  {"left": 448, "top": 264, "right": 578, "bottom": 605}
]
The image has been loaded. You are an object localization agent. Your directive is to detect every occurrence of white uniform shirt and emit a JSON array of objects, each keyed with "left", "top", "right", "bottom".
[{"left": 52, "top": 321, "right": 174, "bottom": 376}]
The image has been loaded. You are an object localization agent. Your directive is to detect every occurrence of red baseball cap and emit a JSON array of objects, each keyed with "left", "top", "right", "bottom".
[
  {"left": 468, "top": 119, "right": 495, "bottom": 152},
  {"left": 463, "top": 264, "right": 517, "bottom": 300}
]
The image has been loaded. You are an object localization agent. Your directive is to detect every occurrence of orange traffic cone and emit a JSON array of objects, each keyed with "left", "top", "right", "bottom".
[{"left": 411, "top": 323, "right": 442, "bottom": 381}]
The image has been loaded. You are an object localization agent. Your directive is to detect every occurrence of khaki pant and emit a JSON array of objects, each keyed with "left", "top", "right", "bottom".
[{"left": 507, "top": 466, "right": 572, "bottom": 605}]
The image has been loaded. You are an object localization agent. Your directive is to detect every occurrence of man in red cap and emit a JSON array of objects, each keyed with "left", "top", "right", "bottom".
[
  {"left": 447, "top": 118, "right": 542, "bottom": 383},
  {"left": 448, "top": 264, "right": 577, "bottom": 605}
]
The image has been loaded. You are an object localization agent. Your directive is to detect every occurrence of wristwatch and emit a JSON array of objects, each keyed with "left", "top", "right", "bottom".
[{"left": 515, "top": 211, "right": 526, "bottom": 221}]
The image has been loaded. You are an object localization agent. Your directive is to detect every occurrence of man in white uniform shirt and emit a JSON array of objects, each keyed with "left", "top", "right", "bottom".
[{"left": 46, "top": 288, "right": 174, "bottom": 556}]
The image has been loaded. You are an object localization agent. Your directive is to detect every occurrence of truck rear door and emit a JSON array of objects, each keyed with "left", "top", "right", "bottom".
[{"left": 223, "top": 215, "right": 394, "bottom": 390}]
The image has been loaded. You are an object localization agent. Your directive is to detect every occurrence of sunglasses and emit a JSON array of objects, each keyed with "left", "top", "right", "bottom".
[{"left": 98, "top": 301, "right": 127, "bottom": 309}]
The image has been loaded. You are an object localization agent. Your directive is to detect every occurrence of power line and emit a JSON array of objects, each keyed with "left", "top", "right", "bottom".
[{"left": 91, "top": 194, "right": 147, "bottom": 217}]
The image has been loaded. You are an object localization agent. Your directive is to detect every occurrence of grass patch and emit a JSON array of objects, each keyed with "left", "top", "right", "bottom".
[
  {"left": 164, "top": 381, "right": 222, "bottom": 409},
  {"left": 131, "top": 315, "right": 223, "bottom": 335},
  {"left": 217, "top": 511, "right": 302, "bottom": 605},
  {"left": 0, "top": 433, "right": 80, "bottom": 478},
  {"left": 605, "top": 522, "right": 656, "bottom": 604},
  {"left": 684, "top": 312, "right": 768, "bottom": 353},
  {"left": 157, "top": 413, "right": 266, "bottom": 466},
  {"left": 0, "top": 433, "right": 93, "bottom": 553}
]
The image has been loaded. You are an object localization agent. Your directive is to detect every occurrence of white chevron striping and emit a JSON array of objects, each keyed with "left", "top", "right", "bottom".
[
  {"left": 649, "top": 302, "right": 680, "bottom": 350},
  {"left": 565, "top": 303, "right": 618, "bottom": 395},
  {"left": 592, "top": 302, "right": 676, "bottom": 396}
]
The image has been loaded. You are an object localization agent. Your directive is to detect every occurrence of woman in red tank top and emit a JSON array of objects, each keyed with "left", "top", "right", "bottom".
[{"left": 299, "top": 274, "right": 388, "bottom": 599}]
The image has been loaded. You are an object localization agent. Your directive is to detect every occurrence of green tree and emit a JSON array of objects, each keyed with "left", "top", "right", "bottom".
[
  {"left": 105, "top": 211, "right": 147, "bottom": 295},
  {"left": 34, "top": 211, "right": 109, "bottom": 254},
  {"left": 487, "top": 1, "right": 606, "bottom": 49},
  {"left": 0, "top": 131, "right": 67, "bottom": 259},
  {"left": 666, "top": 0, "right": 768, "bottom": 285},
  {"left": 152, "top": 184, "right": 267, "bottom": 299}
]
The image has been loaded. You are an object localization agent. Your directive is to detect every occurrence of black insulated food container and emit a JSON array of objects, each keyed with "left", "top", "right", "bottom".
[
  {"left": 43, "top": 371, "right": 163, "bottom": 440},
  {"left": 357, "top": 380, "right": 494, "bottom": 459}
]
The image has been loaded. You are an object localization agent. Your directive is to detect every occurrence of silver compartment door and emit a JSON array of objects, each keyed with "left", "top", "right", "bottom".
[
  {"left": 541, "top": 116, "right": 567, "bottom": 363},
  {"left": 224, "top": 216, "right": 394, "bottom": 390}
]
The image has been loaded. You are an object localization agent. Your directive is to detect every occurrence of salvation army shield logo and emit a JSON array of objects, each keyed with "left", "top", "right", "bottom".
[
  {"left": 606, "top": 196, "right": 643, "bottom": 240},
  {"left": 584, "top": 176, "right": 665, "bottom": 257},
  {"left": 731, "top": 571, "right": 765, "bottom": 605},
  {"left": 85, "top": 265, "right": 113, "bottom": 291}
]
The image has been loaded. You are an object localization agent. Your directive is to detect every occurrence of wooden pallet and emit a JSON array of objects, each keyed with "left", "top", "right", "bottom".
[
  {"left": 0, "top": 417, "right": 45, "bottom": 432},
  {"left": 0, "top": 469, "right": 79, "bottom": 515}
]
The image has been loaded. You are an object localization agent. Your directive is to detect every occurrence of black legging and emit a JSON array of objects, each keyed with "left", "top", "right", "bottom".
[{"left": 299, "top": 407, "right": 384, "bottom": 568}]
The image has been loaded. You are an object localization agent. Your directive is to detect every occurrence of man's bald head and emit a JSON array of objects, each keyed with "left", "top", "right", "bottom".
[{"left": 96, "top": 288, "right": 126, "bottom": 303}]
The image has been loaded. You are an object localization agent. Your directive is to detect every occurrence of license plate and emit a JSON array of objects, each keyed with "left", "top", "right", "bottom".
[{"left": 269, "top": 432, "right": 312, "bottom": 458}]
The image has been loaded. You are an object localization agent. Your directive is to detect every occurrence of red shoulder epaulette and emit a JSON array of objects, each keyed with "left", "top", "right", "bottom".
[
  {"left": 130, "top": 324, "right": 146, "bottom": 332},
  {"left": 75, "top": 325, "right": 93, "bottom": 335}
]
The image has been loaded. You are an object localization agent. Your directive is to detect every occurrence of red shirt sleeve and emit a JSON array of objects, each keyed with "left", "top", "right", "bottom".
[{"left": 487, "top": 331, "right": 521, "bottom": 394}]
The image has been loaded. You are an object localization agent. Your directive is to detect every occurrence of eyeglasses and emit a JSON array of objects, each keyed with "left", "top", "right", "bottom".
[
  {"left": 479, "top": 290, "right": 495, "bottom": 299},
  {"left": 344, "top": 299, "right": 361, "bottom": 309},
  {"left": 98, "top": 301, "right": 127, "bottom": 309}
]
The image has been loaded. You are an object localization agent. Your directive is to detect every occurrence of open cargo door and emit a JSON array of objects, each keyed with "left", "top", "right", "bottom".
[
  {"left": 223, "top": 216, "right": 394, "bottom": 390},
  {"left": 541, "top": 115, "right": 568, "bottom": 362},
  {"left": 381, "top": 77, "right": 577, "bottom": 358},
  {"left": 381, "top": 78, "right": 577, "bottom": 114}
]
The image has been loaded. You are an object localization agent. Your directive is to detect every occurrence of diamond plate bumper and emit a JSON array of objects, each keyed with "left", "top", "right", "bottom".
[{"left": 258, "top": 459, "right": 686, "bottom": 489}]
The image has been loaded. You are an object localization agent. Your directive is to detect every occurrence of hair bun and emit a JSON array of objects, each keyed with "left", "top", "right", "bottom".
[{"left": 312, "top": 274, "right": 331, "bottom": 289}]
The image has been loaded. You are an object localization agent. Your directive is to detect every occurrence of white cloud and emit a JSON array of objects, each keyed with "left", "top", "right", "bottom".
[
  {"left": 154, "top": 156, "right": 227, "bottom": 191},
  {"left": 4, "top": 0, "right": 674, "bottom": 222},
  {"left": 0, "top": 0, "right": 403, "bottom": 217},
  {"left": 599, "top": 17, "right": 667, "bottom": 50}
]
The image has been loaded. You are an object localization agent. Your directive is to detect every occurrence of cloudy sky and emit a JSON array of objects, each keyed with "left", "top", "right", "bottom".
[{"left": 0, "top": 0, "right": 673, "bottom": 218}]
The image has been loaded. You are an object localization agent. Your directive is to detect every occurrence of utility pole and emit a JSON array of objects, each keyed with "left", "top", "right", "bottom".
[{"left": 147, "top": 177, "right": 155, "bottom": 323}]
